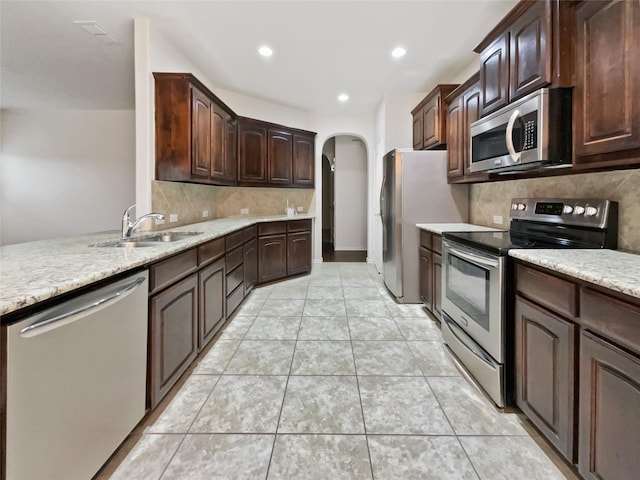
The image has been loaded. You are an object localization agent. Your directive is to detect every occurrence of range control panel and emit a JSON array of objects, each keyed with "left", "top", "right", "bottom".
[{"left": 509, "top": 197, "right": 617, "bottom": 229}]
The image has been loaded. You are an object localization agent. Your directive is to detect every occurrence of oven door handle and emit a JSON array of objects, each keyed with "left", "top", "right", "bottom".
[
  {"left": 444, "top": 243, "right": 499, "bottom": 268},
  {"left": 506, "top": 109, "right": 522, "bottom": 163},
  {"left": 444, "top": 316, "right": 499, "bottom": 369}
]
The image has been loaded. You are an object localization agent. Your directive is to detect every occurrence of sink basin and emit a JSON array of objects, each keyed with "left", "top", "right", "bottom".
[{"left": 92, "top": 232, "right": 203, "bottom": 248}]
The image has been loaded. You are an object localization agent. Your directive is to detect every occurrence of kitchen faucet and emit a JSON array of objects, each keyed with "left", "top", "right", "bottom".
[{"left": 121, "top": 204, "right": 165, "bottom": 239}]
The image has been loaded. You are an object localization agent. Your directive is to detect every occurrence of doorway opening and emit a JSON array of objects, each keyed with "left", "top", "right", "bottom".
[{"left": 321, "top": 135, "right": 368, "bottom": 263}]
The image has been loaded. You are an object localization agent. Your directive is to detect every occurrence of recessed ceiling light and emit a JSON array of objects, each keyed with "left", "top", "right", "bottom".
[
  {"left": 392, "top": 47, "right": 406, "bottom": 58},
  {"left": 258, "top": 45, "right": 273, "bottom": 57},
  {"left": 337, "top": 93, "right": 349, "bottom": 102}
]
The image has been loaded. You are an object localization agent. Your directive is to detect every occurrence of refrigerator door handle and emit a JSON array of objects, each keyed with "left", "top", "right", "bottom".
[{"left": 379, "top": 175, "right": 386, "bottom": 223}]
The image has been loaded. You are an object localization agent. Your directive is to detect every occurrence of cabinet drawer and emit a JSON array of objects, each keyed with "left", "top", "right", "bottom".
[
  {"left": 226, "top": 264, "right": 244, "bottom": 294},
  {"left": 432, "top": 235, "right": 442, "bottom": 255},
  {"left": 419, "top": 230, "right": 432, "bottom": 249},
  {"left": 243, "top": 225, "right": 257, "bottom": 243},
  {"left": 225, "top": 230, "right": 244, "bottom": 252},
  {"left": 198, "top": 237, "right": 225, "bottom": 266},
  {"left": 288, "top": 219, "right": 311, "bottom": 233},
  {"left": 516, "top": 264, "right": 578, "bottom": 319},
  {"left": 226, "top": 283, "right": 244, "bottom": 317},
  {"left": 150, "top": 249, "right": 198, "bottom": 294},
  {"left": 580, "top": 288, "right": 640, "bottom": 356},
  {"left": 259, "top": 221, "right": 287, "bottom": 236},
  {"left": 225, "top": 245, "right": 244, "bottom": 272}
]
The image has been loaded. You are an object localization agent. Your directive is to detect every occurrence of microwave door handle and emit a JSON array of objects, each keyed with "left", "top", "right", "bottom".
[
  {"left": 506, "top": 109, "right": 522, "bottom": 163},
  {"left": 446, "top": 244, "right": 499, "bottom": 268}
]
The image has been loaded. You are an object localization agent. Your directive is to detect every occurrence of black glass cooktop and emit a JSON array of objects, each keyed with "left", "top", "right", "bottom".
[{"left": 442, "top": 230, "right": 567, "bottom": 256}]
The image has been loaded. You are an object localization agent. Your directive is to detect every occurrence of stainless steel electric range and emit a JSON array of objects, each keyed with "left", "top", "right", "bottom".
[{"left": 441, "top": 197, "right": 618, "bottom": 407}]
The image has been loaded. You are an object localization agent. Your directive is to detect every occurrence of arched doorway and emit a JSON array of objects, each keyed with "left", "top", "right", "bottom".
[{"left": 321, "top": 135, "right": 368, "bottom": 262}]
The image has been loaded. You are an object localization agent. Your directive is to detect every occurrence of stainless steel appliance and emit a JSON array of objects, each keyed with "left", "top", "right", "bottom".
[
  {"left": 469, "top": 88, "right": 572, "bottom": 174},
  {"left": 441, "top": 198, "right": 618, "bottom": 407},
  {"left": 6, "top": 271, "right": 149, "bottom": 480},
  {"left": 380, "top": 149, "right": 468, "bottom": 303}
]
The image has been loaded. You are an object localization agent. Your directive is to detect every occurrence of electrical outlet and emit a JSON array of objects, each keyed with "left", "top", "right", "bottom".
[
  {"left": 169, "top": 213, "right": 178, "bottom": 223},
  {"left": 493, "top": 215, "right": 503, "bottom": 225},
  {"left": 240, "top": 208, "right": 249, "bottom": 215},
  {"left": 202, "top": 210, "right": 209, "bottom": 218},
  {"left": 297, "top": 206, "right": 303, "bottom": 212},
  {"left": 155, "top": 218, "right": 165, "bottom": 225}
]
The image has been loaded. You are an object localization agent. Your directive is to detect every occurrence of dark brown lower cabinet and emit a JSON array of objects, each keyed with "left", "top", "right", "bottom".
[
  {"left": 258, "top": 234, "right": 287, "bottom": 283},
  {"left": 287, "top": 231, "right": 311, "bottom": 276},
  {"left": 515, "top": 296, "right": 577, "bottom": 461},
  {"left": 244, "top": 238, "right": 257, "bottom": 294},
  {"left": 419, "top": 247, "right": 433, "bottom": 308},
  {"left": 198, "top": 257, "right": 225, "bottom": 349},
  {"left": 578, "top": 330, "right": 640, "bottom": 480},
  {"left": 149, "top": 274, "right": 198, "bottom": 409}
]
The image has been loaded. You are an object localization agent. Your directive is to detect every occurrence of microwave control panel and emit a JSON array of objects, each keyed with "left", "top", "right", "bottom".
[{"left": 523, "top": 120, "right": 537, "bottom": 150}]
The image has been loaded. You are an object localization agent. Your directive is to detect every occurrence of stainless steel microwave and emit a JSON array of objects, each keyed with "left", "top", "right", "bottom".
[{"left": 469, "top": 88, "right": 572, "bottom": 174}]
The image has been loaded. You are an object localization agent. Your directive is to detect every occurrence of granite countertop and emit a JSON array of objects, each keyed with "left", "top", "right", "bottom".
[
  {"left": 509, "top": 249, "right": 640, "bottom": 300},
  {"left": 416, "top": 223, "right": 504, "bottom": 235},
  {"left": 0, "top": 214, "right": 314, "bottom": 317}
]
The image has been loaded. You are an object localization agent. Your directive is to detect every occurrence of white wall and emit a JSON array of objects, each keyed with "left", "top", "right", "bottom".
[
  {"left": 334, "top": 136, "right": 367, "bottom": 250},
  {"left": 0, "top": 109, "right": 135, "bottom": 245}
]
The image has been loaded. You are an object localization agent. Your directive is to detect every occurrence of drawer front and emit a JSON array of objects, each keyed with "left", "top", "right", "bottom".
[
  {"left": 259, "top": 221, "right": 286, "bottom": 236},
  {"left": 432, "top": 234, "right": 442, "bottom": 255},
  {"left": 150, "top": 249, "right": 198, "bottom": 294},
  {"left": 243, "top": 225, "right": 257, "bottom": 243},
  {"left": 225, "top": 245, "right": 244, "bottom": 272},
  {"left": 225, "top": 230, "right": 244, "bottom": 252},
  {"left": 516, "top": 264, "right": 578, "bottom": 319},
  {"left": 419, "top": 230, "right": 432, "bottom": 249},
  {"left": 580, "top": 288, "right": 640, "bottom": 356},
  {"left": 287, "top": 219, "right": 311, "bottom": 233},
  {"left": 198, "top": 237, "right": 225, "bottom": 266},
  {"left": 226, "top": 283, "right": 244, "bottom": 317},
  {"left": 226, "top": 264, "right": 244, "bottom": 294}
]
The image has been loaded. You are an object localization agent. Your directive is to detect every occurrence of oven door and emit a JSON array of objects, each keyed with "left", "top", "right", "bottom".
[{"left": 441, "top": 240, "right": 504, "bottom": 362}]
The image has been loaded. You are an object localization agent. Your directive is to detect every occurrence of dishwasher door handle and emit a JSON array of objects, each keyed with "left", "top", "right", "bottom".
[{"left": 20, "top": 275, "right": 147, "bottom": 338}]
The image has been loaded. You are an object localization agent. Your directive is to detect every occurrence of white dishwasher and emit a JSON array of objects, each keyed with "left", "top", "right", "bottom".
[{"left": 6, "top": 270, "right": 149, "bottom": 480}]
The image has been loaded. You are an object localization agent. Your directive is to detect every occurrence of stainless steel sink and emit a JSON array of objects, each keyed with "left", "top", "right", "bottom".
[{"left": 92, "top": 232, "right": 203, "bottom": 248}]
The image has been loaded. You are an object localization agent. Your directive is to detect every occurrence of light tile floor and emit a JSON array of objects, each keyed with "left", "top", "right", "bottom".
[{"left": 105, "top": 263, "right": 579, "bottom": 480}]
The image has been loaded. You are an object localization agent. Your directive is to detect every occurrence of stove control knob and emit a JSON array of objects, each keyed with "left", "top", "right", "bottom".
[
  {"left": 517, "top": 203, "right": 526, "bottom": 211},
  {"left": 585, "top": 206, "right": 599, "bottom": 217},
  {"left": 574, "top": 205, "right": 586, "bottom": 215},
  {"left": 563, "top": 205, "right": 574, "bottom": 214},
  {"left": 511, "top": 203, "right": 518, "bottom": 210}
]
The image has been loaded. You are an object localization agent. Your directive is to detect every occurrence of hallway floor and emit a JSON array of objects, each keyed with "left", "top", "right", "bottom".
[{"left": 104, "top": 263, "right": 577, "bottom": 480}]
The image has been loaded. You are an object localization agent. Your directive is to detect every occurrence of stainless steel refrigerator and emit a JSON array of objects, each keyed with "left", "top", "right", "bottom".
[{"left": 380, "top": 149, "right": 469, "bottom": 303}]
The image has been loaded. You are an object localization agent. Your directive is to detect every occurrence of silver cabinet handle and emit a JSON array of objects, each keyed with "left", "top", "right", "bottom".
[
  {"left": 20, "top": 276, "right": 146, "bottom": 338},
  {"left": 444, "top": 316, "right": 498, "bottom": 370},
  {"left": 444, "top": 242, "right": 499, "bottom": 268},
  {"left": 505, "top": 109, "right": 522, "bottom": 163}
]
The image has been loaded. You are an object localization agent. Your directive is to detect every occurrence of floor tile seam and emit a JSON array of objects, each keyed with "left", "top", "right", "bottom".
[
  {"left": 182, "top": 370, "right": 226, "bottom": 435},
  {"left": 423, "top": 376, "right": 461, "bottom": 438},
  {"left": 456, "top": 435, "right": 486, "bottom": 480},
  {"left": 156, "top": 433, "right": 188, "bottom": 480}
]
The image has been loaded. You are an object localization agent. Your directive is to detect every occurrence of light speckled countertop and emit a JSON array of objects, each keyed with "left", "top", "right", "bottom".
[
  {"left": 0, "top": 214, "right": 313, "bottom": 318},
  {"left": 509, "top": 249, "right": 640, "bottom": 300},
  {"left": 416, "top": 223, "right": 504, "bottom": 235}
]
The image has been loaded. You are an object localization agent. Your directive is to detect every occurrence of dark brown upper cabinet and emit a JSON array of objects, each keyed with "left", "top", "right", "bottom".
[
  {"left": 154, "top": 73, "right": 237, "bottom": 186},
  {"left": 573, "top": 0, "right": 640, "bottom": 168},
  {"left": 475, "top": 1, "right": 571, "bottom": 117},
  {"left": 238, "top": 117, "right": 316, "bottom": 188},
  {"left": 411, "top": 84, "right": 459, "bottom": 150}
]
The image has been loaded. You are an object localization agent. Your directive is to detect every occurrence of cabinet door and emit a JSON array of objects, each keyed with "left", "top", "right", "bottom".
[
  {"left": 244, "top": 238, "right": 258, "bottom": 294},
  {"left": 191, "top": 87, "right": 211, "bottom": 178},
  {"left": 509, "top": 1, "right": 551, "bottom": 101},
  {"left": 412, "top": 111, "right": 423, "bottom": 149},
  {"left": 287, "top": 231, "right": 311, "bottom": 276},
  {"left": 258, "top": 234, "right": 287, "bottom": 283},
  {"left": 579, "top": 330, "right": 640, "bottom": 480},
  {"left": 463, "top": 79, "right": 481, "bottom": 175},
  {"left": 432, "top": 252, "right": 443, "bottom": 320},
  {"left": 422, "top": 95, "right": 440, "bottom": 149},
  {"left": 515, "top": 297, "right": 576, "bottom": 461},
  {"left": 480, "top": 32, "right": 510, "bottom": 116},
  {"left": 210, "top": 106, "right": 226, "bottom": 181},
  {"left": 293, "top": 133, "right": 315, "bottom": 187},
  {"left": 574, "top": 0, "right": 640, "bottom": 159},
  {"left": 224, "top": 117, "right": 238, "bottom": 184},
  {"left": 268, "top": 128, "right": 293, "bottom": 185},
  {"left": 150, "top": 275, "right": 198, "bottom": 408},
  {"left": 419, "top": 247, "right": 433, "bottom": 310},
  {"left": 446, "top": 97, "right": 464, "bottom": 178},
  {"left": 238, "top": 119, "right": 267, "bottom": 184},
  {"left": 199, "top": 258, "right": 225, "bottom": 350}
]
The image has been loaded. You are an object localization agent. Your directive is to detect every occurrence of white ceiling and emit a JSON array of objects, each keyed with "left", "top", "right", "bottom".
[{"left": 1, "top": 0, "right": 518, "bottom": 114}]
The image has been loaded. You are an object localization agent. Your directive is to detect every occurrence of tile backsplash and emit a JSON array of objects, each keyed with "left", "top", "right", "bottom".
[
  {"left": 151, "top": 181, "right": 315, "bottom": 228},
  {"left": 470, "top": 168, "right": 640, "bottom": 252}
]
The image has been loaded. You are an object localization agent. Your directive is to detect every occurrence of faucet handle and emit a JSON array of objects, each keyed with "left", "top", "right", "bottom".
[{"left": 123, "top": 204, "right": 137, "bottom": 218}]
